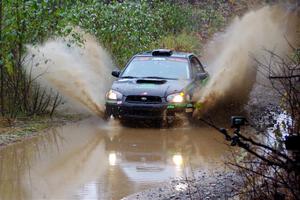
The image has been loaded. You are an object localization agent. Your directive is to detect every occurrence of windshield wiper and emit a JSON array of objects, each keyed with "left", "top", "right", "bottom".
[
  {"left": 121, "top": 76, "right": 137, "bottom": 79},
  {"left": 142, "top": 76, "right": 177, "bottom": 80}
]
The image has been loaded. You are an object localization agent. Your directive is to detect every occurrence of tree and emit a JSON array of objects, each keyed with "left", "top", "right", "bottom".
[{"left": 200, "top": 46, "right": 300, "bottom": 199}]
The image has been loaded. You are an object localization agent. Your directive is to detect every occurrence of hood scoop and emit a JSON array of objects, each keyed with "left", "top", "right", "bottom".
[{"left": 136, "top": 79, "right": 166, "bottom": 84}]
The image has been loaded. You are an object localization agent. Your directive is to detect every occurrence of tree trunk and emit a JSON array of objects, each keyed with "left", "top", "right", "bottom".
[{"left": 0, "top": 0, "right": 4, "bottom": 116}]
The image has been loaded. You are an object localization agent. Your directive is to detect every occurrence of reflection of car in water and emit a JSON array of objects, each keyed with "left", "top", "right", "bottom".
[
  {"left": 105, "top": 131, "right": 185, "bottom": 182},
  {"left": 105, "top": 49, "right": 209, "bottom": 125}
]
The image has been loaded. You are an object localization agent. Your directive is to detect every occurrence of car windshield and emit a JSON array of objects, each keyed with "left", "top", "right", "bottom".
[{"left": 121, "top": 56, "right": 190, "bottom": 79}]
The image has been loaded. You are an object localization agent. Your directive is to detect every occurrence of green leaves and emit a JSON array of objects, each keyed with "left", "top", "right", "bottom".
[
  {"left": 65, "top": 0, "right": 192, "bottom": 67},
  {"left": 2, "top": 0, "right": 71, "bottom": 52},
  {"left": 153, "top": 32, "right": 202, "bottom": 56},
  {"left": 0, "top": 0, "right": 228, "bottom": 71}
]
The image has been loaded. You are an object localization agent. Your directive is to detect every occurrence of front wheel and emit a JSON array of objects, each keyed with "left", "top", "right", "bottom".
[
  {"left": 163, "top": 110, "right": 175, "bottom": 127},
  {"left": 103, "top": 109, "right": 110, "bottom": 121}
]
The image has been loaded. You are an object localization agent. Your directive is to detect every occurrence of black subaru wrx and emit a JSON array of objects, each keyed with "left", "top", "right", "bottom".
[{"left": 105, "top": 49, "right": 209, "bottom": 124}]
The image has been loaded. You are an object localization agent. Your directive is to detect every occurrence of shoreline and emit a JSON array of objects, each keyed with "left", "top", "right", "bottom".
[
  {"left": 0, "top": 114, "right": 88, "bottom": 150},
  {"left": 123, "top": 168, "right": 241, "bottom": 200}
]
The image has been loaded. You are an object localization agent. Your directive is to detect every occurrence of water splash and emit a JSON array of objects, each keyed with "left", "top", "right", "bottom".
[
  {"left": 195, "top": 5, "right": 299, "bottom": 116},
  {"left": 25, "top": 34, "right": 115, "bottom": 116}
]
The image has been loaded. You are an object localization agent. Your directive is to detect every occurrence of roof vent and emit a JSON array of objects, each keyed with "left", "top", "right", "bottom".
[{"left": 152, "top": 49, "right": 173, "bottom": 56}]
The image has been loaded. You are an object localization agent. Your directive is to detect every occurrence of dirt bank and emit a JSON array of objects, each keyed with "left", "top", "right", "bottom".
[{"left": 0, "top": 114, "right": 86, "bottom": 149}]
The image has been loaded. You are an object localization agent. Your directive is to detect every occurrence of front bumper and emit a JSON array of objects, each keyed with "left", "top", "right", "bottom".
[{"left": 105, "top": 102, "right": 193, "bottom": 120}]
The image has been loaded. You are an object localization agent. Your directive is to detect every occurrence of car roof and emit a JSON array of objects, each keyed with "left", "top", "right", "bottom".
[{"left": 135, "top": 49, "right": 194, "bottom": 58}]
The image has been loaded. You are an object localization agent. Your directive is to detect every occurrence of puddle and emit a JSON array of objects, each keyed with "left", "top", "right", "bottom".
[{"left": 0, "top": 118, "right": 228, "bottom": 200}]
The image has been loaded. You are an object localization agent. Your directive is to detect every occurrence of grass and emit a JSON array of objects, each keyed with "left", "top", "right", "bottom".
[
  {"left": 151, "top": 32, "right": 202, "bottom": 55},
  {"left": 0, "top": 114, "right": 86, "bottom": 148}
]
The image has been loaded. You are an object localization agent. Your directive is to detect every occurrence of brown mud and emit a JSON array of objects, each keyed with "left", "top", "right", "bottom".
[
  {"left": 0, "top": 118, "right": 229, "bottom": 200},
  {"left": 25, "top": 33, "right": 115, "bottom": 116},
  {"left": 196, "top": 5, "right": 300, "bottom": 117}
]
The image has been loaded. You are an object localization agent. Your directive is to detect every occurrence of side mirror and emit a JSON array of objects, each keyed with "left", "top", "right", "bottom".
[
  {"left": 196, "top": 72, "right": 208, "bottom": 80},
  {"left": 203, "top": 64, "right": 208, "bottom": 69},
  {"left": 111, "top": 69, "right": 120, "bottom": 78}
]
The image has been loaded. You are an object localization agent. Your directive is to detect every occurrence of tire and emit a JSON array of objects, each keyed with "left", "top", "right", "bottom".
[
  {"left": 186, "top": 112, "right": 197, "bottom": 125},
  {"left": 165, "top": 111, "right": 175, "bottom": 127},
  {"left": 153, "top": 119, "right": 164, "bottom": 128},
  {"left": 103, "top": 109, "right": 111, "bottom": 121}
]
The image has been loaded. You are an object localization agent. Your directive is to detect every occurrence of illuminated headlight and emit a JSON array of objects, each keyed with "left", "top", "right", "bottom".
[
  {"left": 167, "top": 92, "right": 185, "bottom": 103},
  {"left": 106, "top": 90, "right": 122, "bottom": 100}
]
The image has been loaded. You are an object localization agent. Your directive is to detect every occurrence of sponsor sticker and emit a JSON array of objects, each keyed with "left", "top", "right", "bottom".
[{"left": 152, "top": 57, "right": 166, "bottom": 61}]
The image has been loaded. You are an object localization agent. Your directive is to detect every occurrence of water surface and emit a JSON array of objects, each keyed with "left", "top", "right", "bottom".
[{"left": 0, "top": 118, "right": 228, "bottom": 200}]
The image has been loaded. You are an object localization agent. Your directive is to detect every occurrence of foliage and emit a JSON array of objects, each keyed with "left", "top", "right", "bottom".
[
  {"left": 65, "top": 0, "right": 227, "bottom": 67},
  {"left": 0, "top": 0, "right": 231, "bottom": 121},
  {"left": 67, "top": 0, "right": 192, "bottom": 67},
  {"left": 189, "top": 5, "right": 225, "bottom": 38},
  {"left": 151, "top": 32, "right": 202, "bottom": 56},
  {"left": 230, "top": 46, "right": 299, "bottom": 199},
  {"left": 256, "top": 47, "right": 300, "bottom": 134},
  {"left": 1, "top": 1, "right": 72, "bottom": 69},
  {"left": 0, "top": 0, "right": 70, "bottom": 120},
  {"left": 235, "top": 46, "right": 300, "bottom": 199}
]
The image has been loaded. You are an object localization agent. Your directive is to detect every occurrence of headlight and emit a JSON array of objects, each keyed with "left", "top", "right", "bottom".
[
  {"left": 106, "top": 90, "right": 122, "bottom": 100},
  {"left": 167, "top": 92, "right": 185, "bottom": 103}
]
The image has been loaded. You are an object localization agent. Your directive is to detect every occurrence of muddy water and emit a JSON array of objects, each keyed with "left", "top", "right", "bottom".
[{"left": 0, "top": 118, "right": 228, "bottom": 200}]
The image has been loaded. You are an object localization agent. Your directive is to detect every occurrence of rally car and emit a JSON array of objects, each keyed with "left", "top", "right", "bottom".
[{"left": 105, "top": 49, "right": 209, "bottom": 125}]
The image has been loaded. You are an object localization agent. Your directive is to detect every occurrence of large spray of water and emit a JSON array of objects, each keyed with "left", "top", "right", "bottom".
[
  {"left": 24, "top": 5, "right": 299, "bottom": 121},
  {"left": 25, "top": 34, "right": 114, "bottom": 116},
  {"left": 195, "top": 5, "right": 299, "bottom": 116}
]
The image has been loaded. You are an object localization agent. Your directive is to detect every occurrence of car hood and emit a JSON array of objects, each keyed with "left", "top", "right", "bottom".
[{"left": 111, "top": 78, "right": 191, "bottom": 97}]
